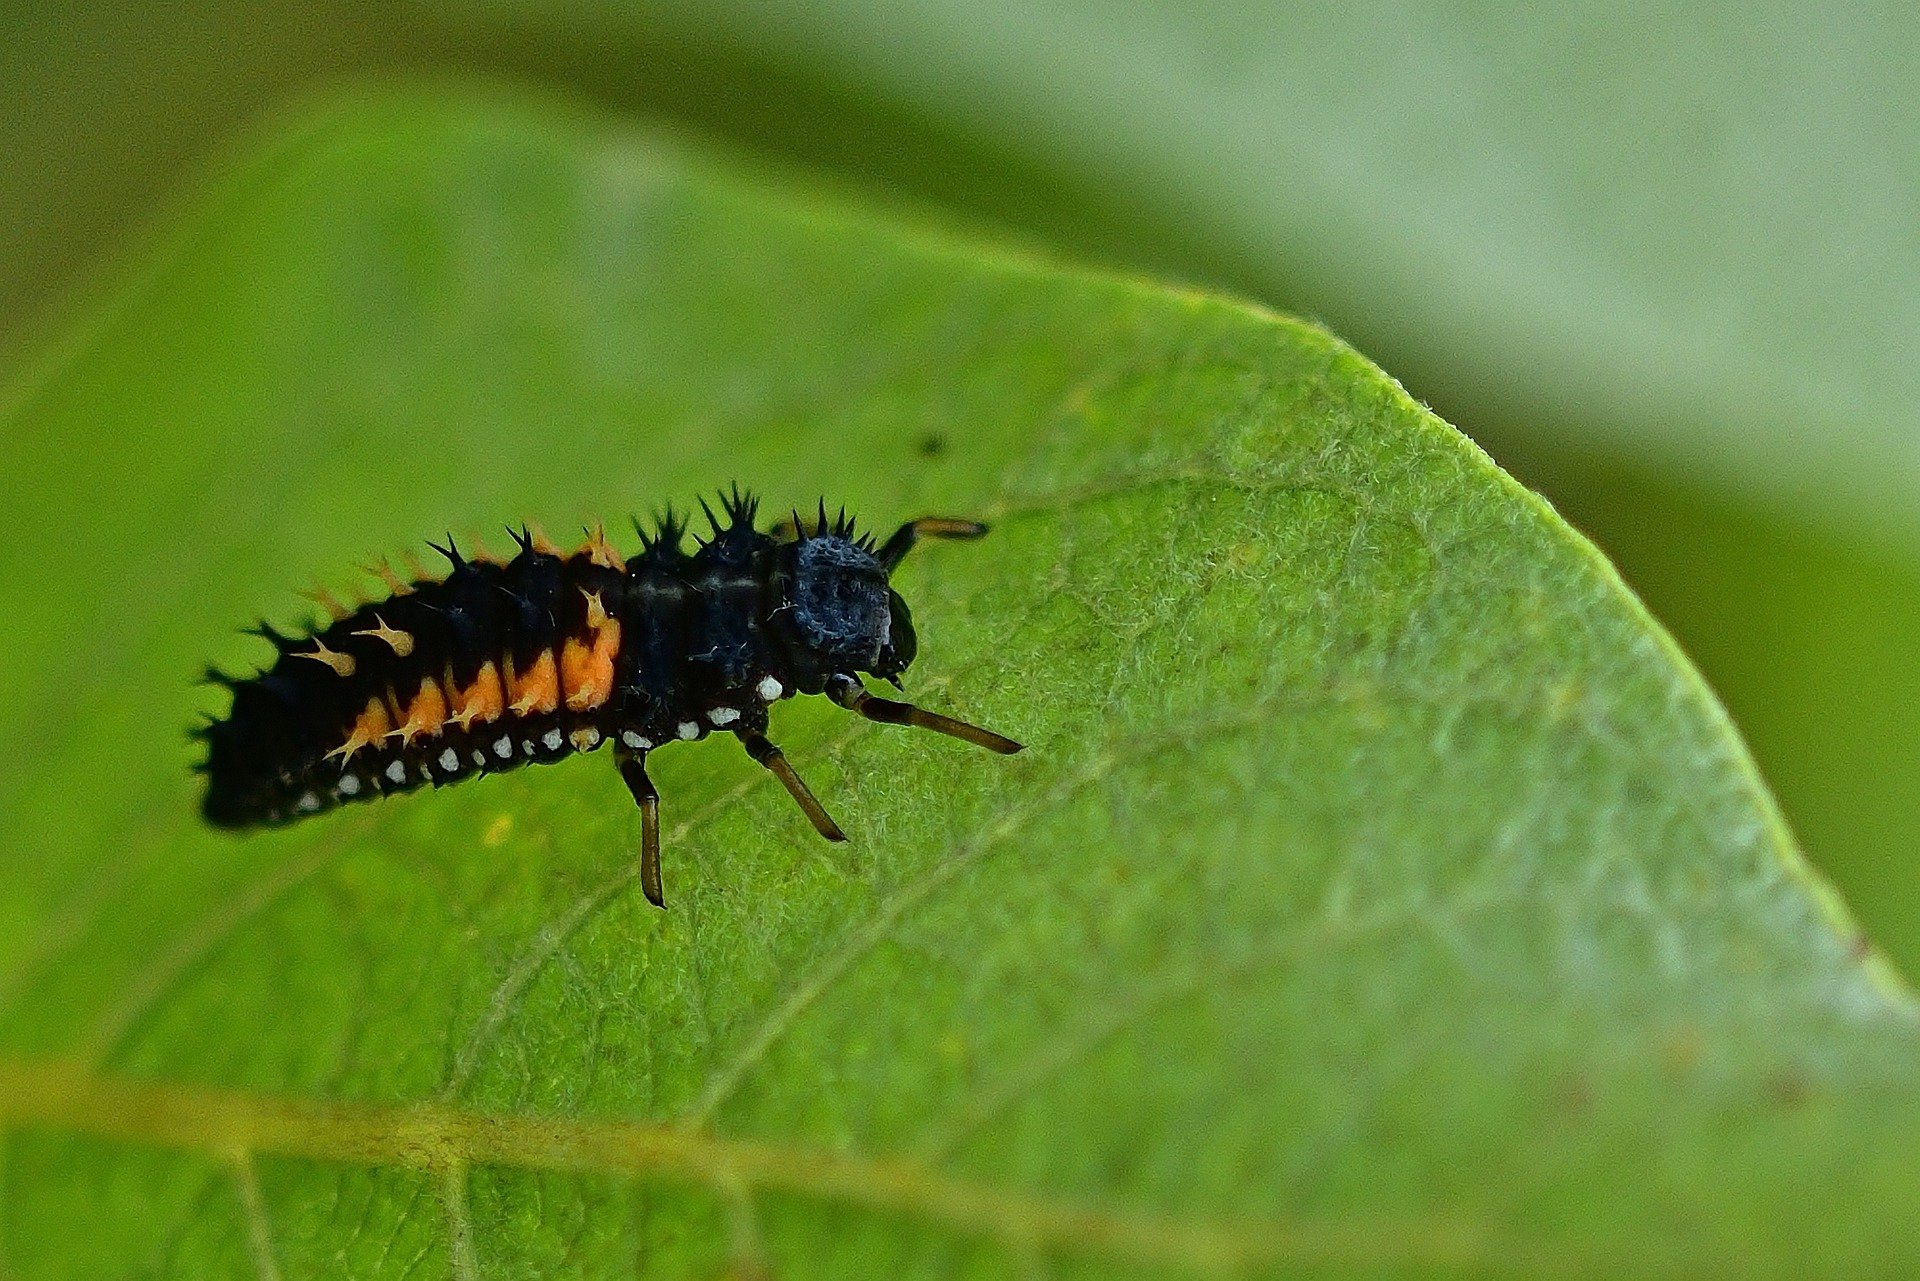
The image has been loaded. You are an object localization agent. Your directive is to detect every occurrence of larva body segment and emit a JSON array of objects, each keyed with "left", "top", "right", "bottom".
[{"left": 196, "top": 489, "right": 1020, "bottom": 905}]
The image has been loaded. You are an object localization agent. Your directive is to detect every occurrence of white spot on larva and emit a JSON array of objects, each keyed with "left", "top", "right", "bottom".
[
  {"left": 756, "top": 676, "right": 783, "bottom": 701},
  {"left": 296, "top": 791, "right": 321, "bottom": 813},
  {"left": 521, "top": 739, "right": 536, "bottom": 755},
  {"left": 621, "top": 731, "right": 652, "bottom": 751},
  {"left": 472, "top": 750, "right": 487, "bottom": 767},
  {"left": 542, "top": 728, "right": 564, "bottom": 752},
  {"left": 707, "top": 706, "right": 741, "bottom": 726},
  {"left": 338, "top": 774, "right": 361, "bottom": 796},
  {"left": 438, "top": 748, "right": 459, "bottom": 772},
  {"left": 493, "top": 735, "right": 513, "bottom": 759},
  {"left": 676, "top": 721, "right": 700, "bottom": 740},
  {"left": 386, "top": 760, "right": 407, "bottom": 784},
  {"left": 572, "top": 727, "right": 602, "bottom": 750}
]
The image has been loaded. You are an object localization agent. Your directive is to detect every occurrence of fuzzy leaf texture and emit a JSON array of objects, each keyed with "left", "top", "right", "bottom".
[{"left": 0, "top": 90, "right": 1910, "bottom": 1279}]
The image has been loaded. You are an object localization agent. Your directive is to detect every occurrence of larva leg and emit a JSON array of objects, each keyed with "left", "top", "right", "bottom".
[
  {"left": 824, "top": 674, "right": 1023, "bottom": 754},
  {"left": 875, "top": 517, "right": 989, "bottom": 573},
  {"left": 737, "top": 730, "right": 846, "bottom": 842},
  {"left": 617, "top": 749, "right": 665, "bottom": 908}
]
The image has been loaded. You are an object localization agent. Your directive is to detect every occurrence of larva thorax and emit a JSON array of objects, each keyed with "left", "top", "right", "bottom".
[{"left": 612, "top": 500, "right": 914, "bottom": 747}]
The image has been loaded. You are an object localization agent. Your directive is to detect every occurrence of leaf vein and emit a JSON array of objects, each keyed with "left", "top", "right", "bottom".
[
  {"left": 918, "top": 876, "right": 1525, "bottom": 1162},
  {"left": 441, "top": 722, "right": 869, "bottom": 1100},
  {"left": 231, "top": 1150, "right": 284, "bottom": 1281},
  {"left": 442, "top": 1162, "right": 478, "bottom": 1281},
  {"left": 0, "top": 1057, "right": 1565, "bottom": 1277},
  {"left": 679, "top": 697, "right": 1325, "bottom": 1128},
  {"left": 79, "top": 819, "right": 374, "bottom": 1066}
]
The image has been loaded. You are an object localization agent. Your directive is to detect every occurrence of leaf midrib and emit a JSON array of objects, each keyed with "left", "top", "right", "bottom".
[{"left": 0, "top": 1056, "right": 1613, "bottom": 1276}]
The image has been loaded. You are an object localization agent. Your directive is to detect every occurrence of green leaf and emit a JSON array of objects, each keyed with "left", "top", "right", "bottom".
[
  {"left": 0, "top": 88, "right": 1909, "bottom": 1277},
  {"left": 3, "top": 0, "right": 1916, "bottom": 991},
  {"left": 409, "top": 1, "right": 1920, "bottom": 977}
]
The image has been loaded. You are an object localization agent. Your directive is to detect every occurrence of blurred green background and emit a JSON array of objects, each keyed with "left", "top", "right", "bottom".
[{"left": 6, "top": 2, "right": 1916, "bottom": 972}]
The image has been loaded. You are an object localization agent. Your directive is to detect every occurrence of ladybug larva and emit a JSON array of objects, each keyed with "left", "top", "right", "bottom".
[{"left": 195, "top": 488, "right": 1021, "bottom": 906}]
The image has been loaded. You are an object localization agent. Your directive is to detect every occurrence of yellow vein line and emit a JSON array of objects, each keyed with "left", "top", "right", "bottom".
[
  {"left": 230, "top": 1150, "right": 284, "bottom": 1281},
  {"left": 0, "top": 1058, "right": 1532, "bottom": 1277},
  {"left": 442, "top": 1161, "right": 478, "bottom": 1281}
]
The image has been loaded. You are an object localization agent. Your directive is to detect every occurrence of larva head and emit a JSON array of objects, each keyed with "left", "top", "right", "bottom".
[{"left": 783, "top": 532, "right": 915, "bottom": 681}]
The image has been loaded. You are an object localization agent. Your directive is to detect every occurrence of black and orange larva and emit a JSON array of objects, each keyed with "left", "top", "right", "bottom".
[{"left": 195, "top": 489, "right": 1020, "bottom": 906}]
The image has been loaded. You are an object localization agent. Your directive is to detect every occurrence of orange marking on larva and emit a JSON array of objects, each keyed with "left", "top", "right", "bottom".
[
  {"left": 292, "top": 638, "right": 355, "bottom": 677},
  {"left": 401, "top": 550, "right": 430, "bottom": 581},
  {"left": 508, "top": 649, "right": 561, "bottom": 716},
  {"left": 561, "top": 637, "right": 590, "bottom": 701},
  {"left": 583, "top": 521, "right": 626, "bottom": 571},
  {"left": 364, "top": 557, "right": 413, "bottom": 596},
  {"left": 351, "top": 614, "right": 414, "bottom": 657},
  {"left": 299, "top": 586, "right": 352, "bottom": 622},
  {"left": 529, "top": 523, "right": 563, "bottom": 556},
  {"left": 326, "top": 697, "right": 392, "bottom": 765},
  {"left": 563, "top": 618, "right": 622, "bottom": 711},
  {"left": 388, "top": 676, "right": 450, "bottom": 745},
  {"left": 582, "top": 588, "right": 611, "bottom": 631},
  {"left": 449, "top": 660, "right": 506, "bottom": 729}
]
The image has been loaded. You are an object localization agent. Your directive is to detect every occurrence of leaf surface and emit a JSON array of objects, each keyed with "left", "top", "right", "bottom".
[
  {"left": 401, "top": 5, "right": 1920, "bottom": 966},
  {"left": 0, "top": 90, "right": 1910, "bottom": 1278}
]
